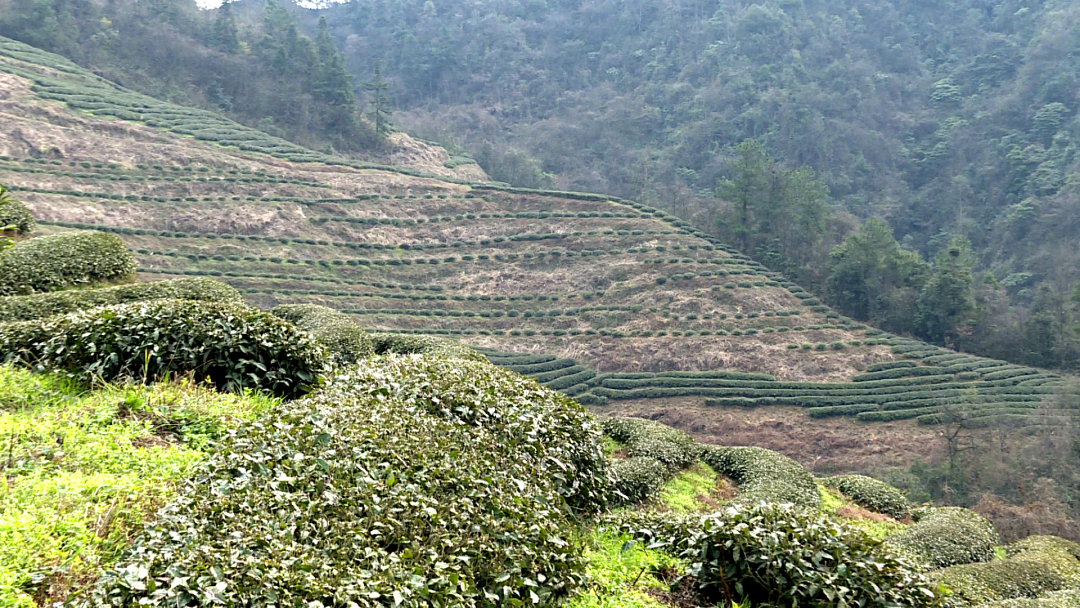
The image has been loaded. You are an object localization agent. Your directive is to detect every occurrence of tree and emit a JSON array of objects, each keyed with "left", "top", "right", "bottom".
[
  {"left": 917, "top": 236, "right": 976, "bottom": 345},
  {"left": 314, "top": 16, "right": 355, "bottom": 108},
  {"left": 826, "top": 219, "right": 928, "bottom": 325},
  {"left": 364, "top": 64, "right": 393, "bottom": 139},
  {"left": 211, "top": 1, "right": 240, "bottom": 54},
  {"left": 715, "top": 140, "right": 770, "bottom": 253}
]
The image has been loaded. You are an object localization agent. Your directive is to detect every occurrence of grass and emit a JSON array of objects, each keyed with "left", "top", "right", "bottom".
[
  {"left": 0, "top": 366, "right": 275, "bottom": 607},
  {"left": 816, "top": 484, "right": 908, "bottom": 541},
  {"left": 567, "top": 530, "right": 682, "bottom": 608},
  {"left": 658, "top": 463, "right": 726, "bottom": 514}
]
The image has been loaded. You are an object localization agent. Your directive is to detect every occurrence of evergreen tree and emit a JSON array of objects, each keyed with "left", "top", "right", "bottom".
[
  {"left": 314, "top": 16, "right": 355, "bottom": 107},
  {"left": 212, "top": 1, "right": 240, "bottom": 54},
  {"left": 916, "top": 236, "right": 976, "bottom": 346},
  {"left": 364, "top": 64, "right": 392, "bottom": 139},
  {"left": 716, "top": 140, "right": 770, "bottom": 253}
]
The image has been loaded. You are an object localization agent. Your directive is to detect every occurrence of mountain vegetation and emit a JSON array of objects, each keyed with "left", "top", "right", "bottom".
[
  {"left": 1, "top": 6, "right": 1080, "bottom": 604},
  {"left": 302, "top": 0, "right": 1080, "bottom": 371}
]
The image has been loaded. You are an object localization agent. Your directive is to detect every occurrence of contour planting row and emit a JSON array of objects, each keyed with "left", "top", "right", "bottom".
[{"left": 482, "top": 348, "right": 1065, "bottom": 425}]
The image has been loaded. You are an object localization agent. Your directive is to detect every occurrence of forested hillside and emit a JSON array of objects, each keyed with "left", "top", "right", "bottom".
[{"left": 305, "top": 0, "right": 1080, "bottom": 369}]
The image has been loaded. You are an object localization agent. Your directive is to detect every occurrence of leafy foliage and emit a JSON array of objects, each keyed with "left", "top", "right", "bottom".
[
  {"left": 602, "top": 417, "right": 702, "bottom": 473},
  {"left": 0, "top": 299, "right": 324, "bottom": 397},
  {"left": 0, "top": 183, "right": 33, "bottom": 235},
  {"left": 0, "top": 231, "right": 135, "bottom": 296},
  {"left": 702, "top": 445, "right": 820, "bottom": 510},
  {"left": 612, "top": 504, "right": 943, "bottom": 608},
  {"left": 823, "top": 474, "right": 913, "bottom": 520},
  {"left": 886, "top": 507, "right": 1000, "bottom": 569},
  {"left": 0, "top": 277, "right": 239, "bottom": 322},
  {"left": 271, "top": 303, "right": 374, "bottom": 366},
  {"left": 933, "top": 536, "right": 1080, "bottom": 607},
  {"left": 80, "top": 355, "right": 609, "bottom": 607},
  {"left": 367, "top": 332, "right": 487, "bottom": 362}
]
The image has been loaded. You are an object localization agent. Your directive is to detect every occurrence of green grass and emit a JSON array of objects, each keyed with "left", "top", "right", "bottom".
[
  {"left": 0, "top": 366, "right": 275, "bottom": 607},
  {"left": 658, "top": 463, "right": 724, "bottom": 513},
  {"left": 816, "top": 484, "right": 908, "bottom": 541},
  {"left": 567, "top": 530, "right": 682, "bottom": 608}
]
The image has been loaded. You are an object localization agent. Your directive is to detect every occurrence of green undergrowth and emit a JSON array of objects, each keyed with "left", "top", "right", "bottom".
[
  {"left": 566, "top": 531, "right": 682, "bottom": 608},
  {"left": 817, "top": 484, "right": 909, "bottom": 541},
  {"left": 0, "top": 365, "right": 275, "bottom": 608},
  {"left": 657, "top": 463, "right": 724, "bottom": 514}
]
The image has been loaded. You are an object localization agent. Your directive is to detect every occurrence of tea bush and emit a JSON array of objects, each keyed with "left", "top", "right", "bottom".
[
  {"left": 610, "top": 456, "right": 670, "bottom": 505},
  {"left": 612, "top": 504, "right": 942, "bottom": 608},
  {"left": 0, "top": 277, "right": 239, "bottom": 322},
  {"left": 79, "top": 357, "right": 594, "bottom": 607},
  {"left": 602, "top": 417, "right": 703, "bottom": 473},
  {"left": 271, "top": 303, "right": 374, "bottom": 366},
  {"left": 0, "top": 184, "right": 34, "bottom": 234},
  {"left": 366, "top": 332, "right": 486, "bottom": 361},
  {"left": 0, "top": 231, "right": 135, "bottom": 295},
  {"left": 0, "top": 299, "right": 324, "bottom": 397},
  {"left": 970, "top": 589, "right": 1080, "bottom": 608},
  {"left": 702, "top": 445, "right": 820, "bottom": 509},
  {"left": 933, "top": 536, "right": 1080, "bottom": 607},
  {"left": 886, "top": 507, "right": 999, "bottom": 569},
  {"left": 822, "top": 474, "right": 912, "bottom": 520}
]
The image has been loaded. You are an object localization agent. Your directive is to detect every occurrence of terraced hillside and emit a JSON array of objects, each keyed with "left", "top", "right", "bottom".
[{"left": 0, "top": 35, "right": 1071, "bottom": 467}]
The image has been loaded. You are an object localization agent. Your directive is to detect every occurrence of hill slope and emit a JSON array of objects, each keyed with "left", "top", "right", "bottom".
[{"left": 0, "top": 35, "right": 1071, "bottom": 475}]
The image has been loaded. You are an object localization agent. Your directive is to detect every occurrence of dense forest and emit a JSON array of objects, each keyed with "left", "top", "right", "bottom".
[
  {"left": 300, "top": 0, "right": 1080, "bottom": 369},
  {"left": 0, "top": 0, "right": 379, "bottom": 151}
]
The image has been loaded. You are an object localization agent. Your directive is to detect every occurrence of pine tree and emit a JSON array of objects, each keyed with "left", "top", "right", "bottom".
[
  {"left": 314, "top": 16, "right": 355, "bottom": 107},
  {"left": 365, "top": 64, "right": 393, "bottom": 139},
  {"left": 212, "top": 2, "right": 240, "bottom": 54}
]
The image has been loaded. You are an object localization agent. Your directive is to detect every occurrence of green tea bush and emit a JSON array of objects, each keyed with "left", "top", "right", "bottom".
[
  {"left": 822, "top": 474, "right": 912, "bottom": 519},
  {"left": 933, "top": 536, "right": 1080, "bottom": 607},
  {"left": 612, "top": 504, "right": 942, "bottom": 608},
  {"left": 610, "top": 456, "right": 669, "bottom": 504},
  {"left": 367, "top": 332, "right": 486, "bottom": 361},
  {"left": 271, "top": 304, "right": 374, "bottom": 366},
  {"left": 970, "top": 590, "right": 1080, "bottom": 608},
  {"left": 0, "top": 184, "right": 34, "bottom": 234},
  {"left": 602, "top": 417, "right": 703, "bottom": 473},
  {"left": 886, "top": 507, "right": 999, "bottom": 569},
  {"left": 0, "top": 277, "right": 239, "bottom": 322},
  {"left": 0, "top": 231, "right": 135, "bottom": 295},
  {"left": 79, "top": 356, "right": 594, "bottom": 607},
  {"left": 702, "top": 445, "right": 820, "bottom": 509},
  {"left": 0, "top": 299, "right": 324, "bottom": 397}
]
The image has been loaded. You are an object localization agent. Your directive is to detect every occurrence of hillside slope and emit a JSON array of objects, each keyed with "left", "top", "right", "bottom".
[{"left": 0, "top": 35, "right": 1070, "bottom": 474}]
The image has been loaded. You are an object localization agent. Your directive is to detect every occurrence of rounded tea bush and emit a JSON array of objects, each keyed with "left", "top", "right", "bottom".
[
  {"left": 271, "top": 303, "right": 374, "bottom": 366},
  {"left": 611, "top": 456, "right": 669, "bottom": 505},
  {"left": 822, "top": 474, "right": 912, "bottom": 520},
  {"left": 602, "top": 416, "right": 702, "bottom": 473},
  {"left": 80, "top": 354, "right": 608, "bottom": 607},
  {"left": 886, "top": 507, "right": 999, "bottom": 569},
  {"left": 368, "top": 331, "right": 487, "bottom": 362},
  {"left": 702, "top": 445, "right": 820, "bottom": 509},
  {"left": 613, "top": 503, "right": 942, "bottom": 608},
  {"left": 933, "top": 536, "right": 1080, "bottom": 607},
  {"left": 0, "top": 231, "right": 135, "bottom": 295},
  {"left": 0, "top": 277, "right": 239, "bottom": 322},
  {"left": 0, "top": 184, "right": 34, "bottom": 234},
  {"left": 0, "top": 299, "right": 324, "bottom": 397}
]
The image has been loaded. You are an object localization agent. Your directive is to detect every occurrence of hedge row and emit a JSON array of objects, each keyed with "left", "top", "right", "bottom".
[
  {"left": 270, "top": 304, "right": 374, "bottom": 367},
  {"left": 314, "top": 210, "right": 642, "bottom": 224},
  {"left": 885, "top": 507, "right": 999, "bottom": 569},
  {"left": 0, "top": 299, "right": 324, "bottom": 397},
  {"left": 934, "top": 536, "right": 1080, "bottom": 607},
  {"left": 8, "top": 185, "right": 467, "bottom": 206},
  {"left": 611, "top": 504, "right": 942, "bottom": 608},
  {"left": 0, "top": 277, "right": 239, "bottom": 322},
  {"left": 821, "top": 475, "right": 912, "bottom": 520},
  {"left": 0, "top": 184, "right": 34, "bottom": 234},
  {"left": 0, "top": 231, "right": 135, "bottom": 296},
  {"left": 78, "top": 355, "right": 611, "bottom": 607},
  {"left": 366, "top": 332, "right": 486, "bottom": 362},
  {"left": 701, "top": 445, "right": 820, "bottom": 509},
  {"left": 602, "top": 417, "right": 702, "bottom": 474}
]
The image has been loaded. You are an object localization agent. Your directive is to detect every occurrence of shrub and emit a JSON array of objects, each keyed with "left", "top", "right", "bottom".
[
  {"left": 822, "top": 474, "right": 912, "bottom": 519},
  {"left": 0, "top": 230, "right": 135, "bottom": 296},
  {"left": 611, "top": 457, "right": 669, "bottom": 505},
  {"left": 0, "top": 299, "right": 324, "bottom": 397},
  {"left": 612, "top": 504, "right": 942, "bottom": 608},
  {"left": 969, "top": 590, "right": 1080, "bottom": 608},
  {"left": 602, "top": 417, "right": 702, "bottom": 474},
  {"left": 271, "top": 304, "right": 374, "bottom": 366},
  {"left": 0, "top": 278, "right": 239, "bottom": 322},
  {"left": 78, "top": 356, "right": 595, "bottom": 607},
  {"left": 886, "top": 507, "right": 999, "bottom": 569},
  {"left": 0, "top": 184, "right": 34, "bottom": 234},
  {"left": 933, "top": 536, "right": 1080, "bottom": 607},
  {"left": 702, "top": 445, "right": 820, "bottom": 509},
  {"left": 367, "top": 332, "right": 486, "bottom": 362}
]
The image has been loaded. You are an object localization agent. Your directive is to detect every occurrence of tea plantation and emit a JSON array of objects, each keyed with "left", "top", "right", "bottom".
[{"left": 3, "top": 33, "right": 1080, "bottom": 607}]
